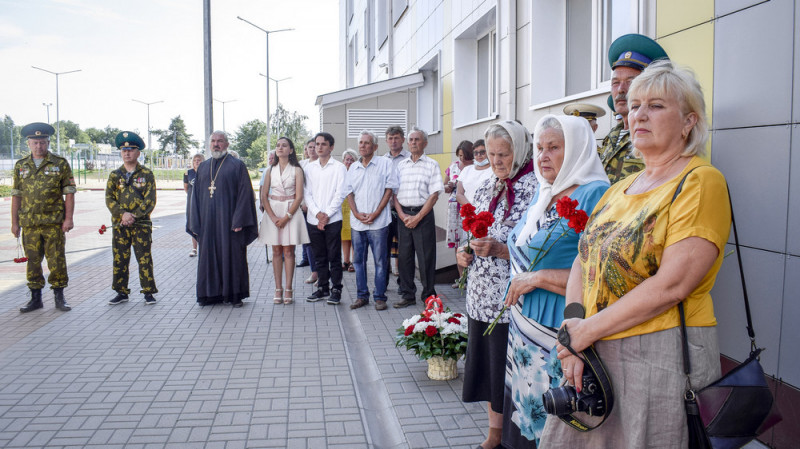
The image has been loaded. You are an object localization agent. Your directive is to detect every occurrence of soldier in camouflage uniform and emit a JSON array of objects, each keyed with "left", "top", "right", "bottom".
[
  {"left": 11, "top": 122, "right": 76, "bottom": 313},
  {"left": 600, "top": 34, "right": 669, "bottom": 184},
  {"left": 105, "top": 131, "right": 158, "bottom": 305}
]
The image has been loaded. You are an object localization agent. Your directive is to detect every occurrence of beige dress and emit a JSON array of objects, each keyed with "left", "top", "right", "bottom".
[{"left": 258, "top": 165, "right": 310, "bottom": 246}]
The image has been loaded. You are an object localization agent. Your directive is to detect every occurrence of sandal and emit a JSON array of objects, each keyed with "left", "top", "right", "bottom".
[
  {"left": 274, "top": 288, "right": 283, "bottom": 304},
  {"left": 347, "top": 263, "right": 355, "bottom": 272},
  {"left": 189, "top": 249, "right": 197, "bottom": 257},
  {"left": 283, "top": 289, "right": 294, "bottom": 305}
]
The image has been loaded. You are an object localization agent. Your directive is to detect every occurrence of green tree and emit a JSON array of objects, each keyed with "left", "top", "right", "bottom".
[
  {"left": 85, "top": 125, "right": 121, "bottom": 145},
  {"left": 54, "top": 120, "right": 90, "bottom": 149},
  {"left": 270, "top": 104, "right": 310, "bottom": 155},
  {"left": 151, "top": 116, "right": 199, "bottom": 156},
  {"left": 1, "top": 115, "right": 22, "bottom": 157},
  {"left": 230, "top": 119, "right": 266, "bottom": 168}
]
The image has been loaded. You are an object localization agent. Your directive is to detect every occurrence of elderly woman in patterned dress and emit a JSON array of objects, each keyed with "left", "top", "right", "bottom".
[{"left": 456, "top": 121, "right": 537, "bottom": 449}]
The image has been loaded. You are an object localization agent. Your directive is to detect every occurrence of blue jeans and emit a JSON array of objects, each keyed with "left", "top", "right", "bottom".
[{"left": 351, "top": 226, "right": 389, "bottom": 302}]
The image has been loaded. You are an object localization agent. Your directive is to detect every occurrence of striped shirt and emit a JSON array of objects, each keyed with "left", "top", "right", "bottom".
[
  {"left": 303, "top": 158, "right": 348, "bottom": 225},
  {"left": 396, "top": 155, "right": 444, "bottom": 207},
  {"left": 344, "top": 155, "right": 399, "bottom": 231}
]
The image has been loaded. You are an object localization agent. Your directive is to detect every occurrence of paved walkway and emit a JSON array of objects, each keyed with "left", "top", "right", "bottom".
[{"left": 0, "top": 190, "right": 488, "bottom": 449}]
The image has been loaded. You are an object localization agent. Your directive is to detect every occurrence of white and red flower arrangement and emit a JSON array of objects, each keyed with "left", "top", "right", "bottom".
[
  {"left": 395, "top": 295, "right": 469, "bottom": 361},
  {"left": 456, "top": 203, "right": 496, "bottom": 292}
]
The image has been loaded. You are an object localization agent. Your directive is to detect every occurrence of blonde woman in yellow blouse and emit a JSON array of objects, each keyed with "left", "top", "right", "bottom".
[{"left": 541, "top": 60, "right": 732, "bottom": 448}]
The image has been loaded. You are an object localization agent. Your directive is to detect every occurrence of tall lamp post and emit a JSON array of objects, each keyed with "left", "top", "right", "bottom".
[
  {"left": 214, "top": 98, "right": 237, "bottom": 133},
  {"left": 32, "top": 66, "right": 81, "bottom": 155},
  {"left": 237, "top": 16, "right": 293, "bottom": 152},
  {"left": 259, "top": 74, "right": 292, "bottom": 110},
  {"left": 132, "top": 99, "right": 164, "bottom": 166},
  {"left": 42, "top": 102, "right": 53, "bottom": 123}
]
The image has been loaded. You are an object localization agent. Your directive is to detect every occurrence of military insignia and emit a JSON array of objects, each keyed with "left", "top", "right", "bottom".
[
  {"left": 35, "top": 130, "right": 42, "bottom": 136},
  {"left": 51, "top": 166, "right": 60, "bottom": 173},
  {"left": 624, "top": 51, "right": 632, "bottom": 58},
  {"left": 119, "top": 178, "right": 126, "bottom": 188},
  {"left": 20, "top": 167, "right": 30, "bottom": 178},
  {"left": 123, "top": 132, "right": 129, "bottom": 138}
]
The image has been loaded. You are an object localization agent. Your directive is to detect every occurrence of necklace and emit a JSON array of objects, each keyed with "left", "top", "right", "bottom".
[
  {"left": 631, "top": 156, "right": 685, "bottom": 194},
  {"left": 208, "top": 154, "right": 228, "bottom": 198}
]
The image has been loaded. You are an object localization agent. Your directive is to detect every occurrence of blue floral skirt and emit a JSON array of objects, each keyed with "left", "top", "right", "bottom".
[{"left": 502, "top": 304, "right": 563, "bottom": 449}]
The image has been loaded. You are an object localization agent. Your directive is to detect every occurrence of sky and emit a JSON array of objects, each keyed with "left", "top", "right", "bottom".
[{"left": 0, "top": 0, "right": 340, "bottom": 148}]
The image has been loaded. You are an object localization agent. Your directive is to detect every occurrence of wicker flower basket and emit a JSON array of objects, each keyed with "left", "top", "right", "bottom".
[{"left": 427, "top": 356, "right": 458, "bottom": 381}]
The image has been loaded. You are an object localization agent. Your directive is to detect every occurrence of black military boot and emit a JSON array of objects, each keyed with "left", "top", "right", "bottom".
[
  {"left": 53, "top": 288, "right": 72, "bottom": 311},
  {"left": 20, "top": 289, "right": 43, "bottom": 313}
]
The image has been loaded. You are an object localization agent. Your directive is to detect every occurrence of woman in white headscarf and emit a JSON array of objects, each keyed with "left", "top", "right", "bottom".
[{"left": 500, "top": 114, "right": 609, "bottom": 448}]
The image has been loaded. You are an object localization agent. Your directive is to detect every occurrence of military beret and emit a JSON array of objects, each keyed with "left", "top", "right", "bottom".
[
  {"left": 115, "top": 131, "right": 145, "bottom": 150},
  {"left": 608, "top": 34, "right": 668, "bottom": 71},
  {"left": 21, "top": 122, "right": 55, "bottom": 139},
  {"left": 563, "top": 103, "right": 606, "bottom": 121},
  {"left": 607, "top": 95, "right": 615, "bottom": 113}
]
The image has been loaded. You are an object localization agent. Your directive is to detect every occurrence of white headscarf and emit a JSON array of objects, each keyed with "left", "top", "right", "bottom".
[{"left": 514, "top": 114, "right": 609, "bottom": 246}]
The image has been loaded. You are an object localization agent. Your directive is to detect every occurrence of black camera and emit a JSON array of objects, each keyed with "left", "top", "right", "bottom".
[{"left": 542, "top": 368, "right": 607, "bottom": 417}]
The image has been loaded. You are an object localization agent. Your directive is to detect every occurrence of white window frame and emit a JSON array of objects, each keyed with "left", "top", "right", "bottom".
[
  {"left": 375, "top": 0, "right": 388, "bottom": 50},
  {"left": 453, "top": 6, "right": 499, "bottom": 128},
  {"left": 529, "top": 0, "right": 655, "bottom": 110},
  {"left": 417, "top": 54, "right": 442, "bottom": 135}
]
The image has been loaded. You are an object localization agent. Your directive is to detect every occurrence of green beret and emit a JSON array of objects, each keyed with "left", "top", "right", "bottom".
[
  {"left": 21, "top": 122, "right": 55, "bottom": 139},
  {"left": 608, "top": 34, "right": 668, "bottom": 71},
  {"left": 607, "top": 95, "right": 615, "bottom": 113},
  {"left": 115, "top": 131, "right": 145, "bottom": 150}
]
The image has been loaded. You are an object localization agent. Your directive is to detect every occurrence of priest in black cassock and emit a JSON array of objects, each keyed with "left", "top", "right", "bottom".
[{"left": 190, "top": 131, "right": 259, "bottom": 307}]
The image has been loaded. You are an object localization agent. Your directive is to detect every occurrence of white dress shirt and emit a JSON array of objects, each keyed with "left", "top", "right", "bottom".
[
  {"left": 396, "top": 154, "right": 444, "bottom": 207},
  {"left": 303, "top": 157, "right": 348, "bottom": 225},
  {"left": 344, "top": 155, "right": 399, "bottom": 231}
]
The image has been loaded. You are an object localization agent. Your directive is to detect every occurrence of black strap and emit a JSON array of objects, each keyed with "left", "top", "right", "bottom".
[
  {"left": 676, "top": 169, "right": 756, "bottom": 379},
  {"left": 557, "top": 345, "right": 615, "bottom": 432}
]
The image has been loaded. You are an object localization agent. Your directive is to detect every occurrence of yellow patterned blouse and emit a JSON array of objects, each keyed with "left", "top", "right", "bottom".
[{"left": 579, "top": 157, "right": 731, "bottom": 340}]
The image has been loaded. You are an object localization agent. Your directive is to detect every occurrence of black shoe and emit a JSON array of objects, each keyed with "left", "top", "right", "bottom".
[
  {"left": 307, "top": 289, "right": 330, "bottom": 302},
  {"left": 327, "top": 289, "right": 341, "bottom": 305},
  {"left": 231, "top": 299, "right": 244, "bottom": 308},
  {"left": 296, "top": 260, "right": 310, "bottom": 267},
  {"left": 393, "top": 298, "right": 417, "bottom": 309},
  {"left": 144, "top": 294, "right": 157, "bottom": 305},
  {"left": 54, "top": 288, "right": 71, "bottom": 311},
  {"left": 20, "top": 289, "right": 43, "bottom": 313},
  {"left": 109, "top": 293, "right": 129, "bottom": 305}
]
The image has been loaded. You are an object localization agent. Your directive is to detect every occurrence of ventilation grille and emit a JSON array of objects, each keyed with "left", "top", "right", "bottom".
[{"left": 347, "top": 109, "right": 407, "bottom": 138}]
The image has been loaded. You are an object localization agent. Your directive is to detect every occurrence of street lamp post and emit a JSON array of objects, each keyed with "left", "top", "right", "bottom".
[
  {"left": 132, "top": 99, "right": 164, "bottom": 166},
  {"left": 259, "top": 75, "right": 292, "bottom": 110},
  {"left": 32, "top": 66, "right": 81, "bottom": 155},
  {"left": 42, "top": 102, "right": 53, "bottom": 123},
  {"left": 237, "top": 16, "right": 293, "bottom": 152},
  {"left": 213, "top": 98, "right": 237, "bottom": 133}
]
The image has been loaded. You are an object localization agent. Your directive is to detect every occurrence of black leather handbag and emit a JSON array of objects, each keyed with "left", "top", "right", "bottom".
[{"left": 676, "top": 179, "right": 782, "bottom": 449}]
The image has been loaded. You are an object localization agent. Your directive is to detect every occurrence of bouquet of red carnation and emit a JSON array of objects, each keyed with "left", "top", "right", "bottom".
[
  {"left": 395, "top": 295, "right": 468, "bottom": 361},
  {"left": 13, "top": 236, "right": 28, "bottom": 263},
  {"left": 485, "top": 196, "right": 589, "bottom": 335},
  {"left": 98, "top": 224, "right": 107, "bottom": 235},
  {"left": 456, "top": 203, "right": 496, "bottom": 293}
]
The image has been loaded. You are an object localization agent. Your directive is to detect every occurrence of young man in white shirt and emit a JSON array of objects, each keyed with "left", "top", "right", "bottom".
[{"left": 303, "top": 132, "right": 348, "bottom": 304}]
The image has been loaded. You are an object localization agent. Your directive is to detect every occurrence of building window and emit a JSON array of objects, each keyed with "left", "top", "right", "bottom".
[
  {"left": 375, "top": 0, "right": 388, "bottom": 49},
  {"left": 530, "top": 0, "right": 654, "bottom": 105},
  {"left": 392, "top": 0, "right": 408, "bottom": 26},
  {"left": 417, "top": 55, "right": 440, "bottom": 134},
  {"left": 347, "top": 35, "right": 355, "bottom": 86},
  {"left": 454, "top": 7, "right": 497, "bottom": 126}
]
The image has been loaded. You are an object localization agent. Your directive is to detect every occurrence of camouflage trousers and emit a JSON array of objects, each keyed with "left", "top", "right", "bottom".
[
  {"left": 22, "top": 224, "right": 68, "bottom": 290},
  {"left": 112, "top": 225, "right": 157, "bottom": 295}
]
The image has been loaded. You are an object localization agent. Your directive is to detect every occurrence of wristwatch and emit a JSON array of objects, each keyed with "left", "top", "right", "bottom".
[{"left": 286, "top": 212, "right": 293, "bottom": 218}]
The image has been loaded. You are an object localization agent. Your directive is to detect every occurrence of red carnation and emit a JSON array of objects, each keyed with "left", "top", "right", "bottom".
[
  {"left": 460, "top": 203, "right": 476, "bottom": 218},
  {"left": 568, "top": 210, "right": 589, "bottom": 233},
  {"left": 556, "top": 197, "right": 578, "bottom": 218},
  {"left": 475, "top": 211, "right": 495, "bottom": 224},
  {"left": 425, "top": 325, "right": 438, "bottom": 337},
  {"left": 420, "top": 317, "right": 432, "bottom": 323},
  {"left": 404, "top": 325, "right": 415, "bottom": 336},
  {"left": 462, "top": 216, "right": 476, "bottom": 233},
  {"left": 454, "top": 313, "right": 464, "bottom": 318},
  {"left": 472, "top": 221, "right": 490, "bottom": 239},
  {"left": 447, "top": 317, "right": 461, "bottom": 325}
]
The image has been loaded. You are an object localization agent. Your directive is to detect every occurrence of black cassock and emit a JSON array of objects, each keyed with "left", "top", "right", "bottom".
[{"left": 190, "top": 155, "right": 258, "bottom": 305}]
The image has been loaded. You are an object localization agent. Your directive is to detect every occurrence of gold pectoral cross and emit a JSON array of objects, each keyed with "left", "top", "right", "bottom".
[{"left": 209, "top": 181, "right": 216, "bottom": 198}]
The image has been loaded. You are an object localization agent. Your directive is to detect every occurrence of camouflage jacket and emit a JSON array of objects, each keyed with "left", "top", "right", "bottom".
[
  {"left": 598, "top": 122, "right": 644, "bottom": 184},
  {"left": 105, "top": 164, "right": 157, "bottom": 227},
  {"left": 12, "top": 152, "right": 77, "bottom": 227}
]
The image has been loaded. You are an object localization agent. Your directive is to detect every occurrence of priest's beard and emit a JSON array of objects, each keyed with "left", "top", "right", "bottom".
[{"left": 211, "top": 150, "right": 227, "bottom": 159}]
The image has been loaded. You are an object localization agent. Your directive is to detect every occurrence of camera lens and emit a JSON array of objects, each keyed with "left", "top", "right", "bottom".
[{"left": 542, "top": 386, "right": 577, "bottom": 416}]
